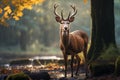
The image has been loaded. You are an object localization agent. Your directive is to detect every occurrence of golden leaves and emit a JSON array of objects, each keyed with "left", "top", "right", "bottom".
[
  {"left": 0, "top": 0, "right": 45, "bottom": 26},
  {"left": 3, "top": 6, "right": 12, "bottom": 19},
  {"left": 4, "top": 6, "right": 10, "bottom": 11},
  {"left": 16, "top": 12, "right": 23, "bottom": 17},
  {"left": 13, "top": 16, "right": 19, "bottom": 21}
]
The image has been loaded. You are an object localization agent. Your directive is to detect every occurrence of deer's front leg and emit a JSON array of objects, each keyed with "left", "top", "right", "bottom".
[
  {"left": 63, "top": 54, "right": 68, "bottom": 77},
  {"left": 71, "top": 54, "right": 74, "bottom": 77}
]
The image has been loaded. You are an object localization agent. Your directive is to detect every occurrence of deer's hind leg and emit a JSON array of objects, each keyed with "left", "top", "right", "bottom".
[
  {"left": 83, "top": 49, "right": 88, "bottom": 77},
  {"left": 75, "top": 54, "right": 81, "bottom": 76}
]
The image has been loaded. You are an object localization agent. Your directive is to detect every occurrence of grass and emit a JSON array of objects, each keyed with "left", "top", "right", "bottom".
[{"left": 96, "top": 44, "right": 120, "bottom": 61}]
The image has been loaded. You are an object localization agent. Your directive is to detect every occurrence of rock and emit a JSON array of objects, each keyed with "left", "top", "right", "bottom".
[{"left": 27, "top": 71, "right": 51, "bottom": 80}]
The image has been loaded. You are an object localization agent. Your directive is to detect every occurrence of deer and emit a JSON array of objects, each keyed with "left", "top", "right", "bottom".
[{"left": 54, "top": 4, "right": 89, "bottom": 77}]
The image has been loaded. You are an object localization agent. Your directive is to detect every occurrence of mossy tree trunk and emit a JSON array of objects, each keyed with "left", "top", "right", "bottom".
[{"left": 87, "top": 0, "right": 117, "bottom": 62}]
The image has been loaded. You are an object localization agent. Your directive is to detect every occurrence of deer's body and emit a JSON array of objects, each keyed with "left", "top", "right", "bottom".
[
  {"left": 60, "top": 30, "right": 88, "bottom": 55},
  {"left": 60, "top": 29, "right": 88, "bottom": 77},
  {"left": 54, "top": 4, "right": 88, "bottom": 77}
]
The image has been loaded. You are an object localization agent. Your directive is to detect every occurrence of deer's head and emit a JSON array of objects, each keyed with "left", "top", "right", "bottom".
[{"left": 54, "top": 4, "right": 77, "bottom": 32}]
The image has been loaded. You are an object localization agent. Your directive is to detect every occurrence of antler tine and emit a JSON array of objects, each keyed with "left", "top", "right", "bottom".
[
  {"left": 61, "top": 10, "right": 64, "bottom": 20},
  {"left": 54, "top": 4, "right": 60, "bottom": 17},
  {"left": 67, "top": 12, "right": 71, "bottom": 20},
  {"left": 70, "top": 5, "right": 75, "bottom": 11},
  {"left": 70, "top": 5, "right": 77, "bottom": 17},
  {"left": 72, "top": 10, "right": 77, "bottom": 17}
]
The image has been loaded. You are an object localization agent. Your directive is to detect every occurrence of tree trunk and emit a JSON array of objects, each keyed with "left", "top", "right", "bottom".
[
  {"left": 88, "top": 0, "right": 117, "bottom": 61},
  {"left": 20, "top": 30, "right": 28, "bottom": 51}
]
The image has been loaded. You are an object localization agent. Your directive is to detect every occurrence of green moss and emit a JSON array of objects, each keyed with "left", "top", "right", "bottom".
[
  {"left": 6, "top": 72, "right": 31, "bottom": 80},
  {"left": 114, "top": 56, "right": 120, "bottom": 76},
  {"left": 98, "top": 44, "right": 119, "bottom": 61}
]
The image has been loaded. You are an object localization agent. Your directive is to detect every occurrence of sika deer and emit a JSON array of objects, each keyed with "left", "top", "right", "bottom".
[{"left": 54, "top": 4, "right": 88, "bottom": 77}]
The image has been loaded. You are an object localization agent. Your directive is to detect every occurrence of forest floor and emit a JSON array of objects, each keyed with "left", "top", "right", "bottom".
[
  {"left": 48, "top": 71, "right": 120, "bottom": 80},
  {"left": 87, "top": 75, "right": 120, "bottom": 80},
  {"left": 42, "top": 70, "right": 120, "bottom": 80},
  {"left": 27, "top": 65, "right": 120, "bottom": 80},
  {"left": 2, "top": 53, "right": 120, "bottom": 80},
  {"left": 50, "top": 72, "right": 120, "bottom": 80}
]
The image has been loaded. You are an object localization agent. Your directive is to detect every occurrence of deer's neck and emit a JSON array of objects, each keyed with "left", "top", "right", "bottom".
[{"left": 60, "top": 29, "right": 69, "bottom": 48}]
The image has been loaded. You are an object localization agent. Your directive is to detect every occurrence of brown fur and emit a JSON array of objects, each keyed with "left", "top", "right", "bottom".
[
  {"left": 54, "top": 4, "right": 88, "bottom": 77},
  {"left": 60, "top": 30, "right": 88, "bottom": 54},
  {"left": 59, "top": 29, "right": 88, "bottom": 77}
]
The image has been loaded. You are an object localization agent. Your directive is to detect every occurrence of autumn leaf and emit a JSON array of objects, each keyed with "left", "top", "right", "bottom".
[
  {"left": 19, "top": 6, "right": 24, "bottom": 11},
  {"left": 33, "top": 0, "right": 45, "bottom": 4},
  {"left": 3, "top": 13, "right": 9, "bottom": 19},
  {"left": 4, "top": 6, "right": 11, "bottom": 11},
  {"left": 0, "top": 8, "right": 2, "bottom": 14},
  {"left": 13, "top": 16, "right": 20, "bottom": 20},
  {"left": 16, "top": 11, "right": 23, "bottom": 17},
  {"left": 4, "top": 6, "right": 12, "bottom": 14},
  {"left": 26, "top": 5, "right": 33, "bottom": 10}
]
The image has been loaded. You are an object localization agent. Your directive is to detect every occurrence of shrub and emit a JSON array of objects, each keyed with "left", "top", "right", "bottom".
[
  {"left": 6, "top": 72, "right": 31, "bottom": 80},
  {"left": 98, "top": 44, "right": 119, "bottom": 61}
]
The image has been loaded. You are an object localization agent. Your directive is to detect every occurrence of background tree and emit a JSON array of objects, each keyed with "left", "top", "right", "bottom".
[{"left": 87, "top": 0, "right": 119, "bottom": 62}]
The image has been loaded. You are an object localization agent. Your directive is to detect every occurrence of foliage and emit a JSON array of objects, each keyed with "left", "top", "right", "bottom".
[
  {"left": 114, "top": 56, "right": 120, "bottom": 76},
  {"left": 0, "top": 0, "right": 44, "bottom": 25},
  {"left": 98, "top": 44, "right": 120, "bottom": 61},
  {"left": 6, "top": 72, "right": 31, "bottom": 80}
]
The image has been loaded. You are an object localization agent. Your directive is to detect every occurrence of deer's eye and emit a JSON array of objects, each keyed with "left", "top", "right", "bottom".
[
  {"left": 61, "top": 22, "right": 64, "bottom": 24},
  {"left": 67, "top": 22, "right": 70, "bottom": 24}
]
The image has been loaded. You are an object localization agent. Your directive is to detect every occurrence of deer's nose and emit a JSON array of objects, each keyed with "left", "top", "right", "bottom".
[{"left": 64, "top": 27, "right": 67, "bottom": 30}]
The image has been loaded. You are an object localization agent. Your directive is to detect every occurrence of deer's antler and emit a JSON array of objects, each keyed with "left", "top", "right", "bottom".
[
  {"left": 70, "top": 5, "right": 77, "bottom": 17},
  {"left": 66, "top": 5, "right": 77, "bottom": 21},
  {"left": 54, "top": 4, "right": 60, "bottom": 18}
]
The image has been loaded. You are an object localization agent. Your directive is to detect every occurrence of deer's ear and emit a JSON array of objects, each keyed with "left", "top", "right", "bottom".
[
  {"left": 69, "top": 17, "right": 75, "bottom": 22},
  {"left": 55, "top": 16, "right": 61, "bottom": 23}
]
